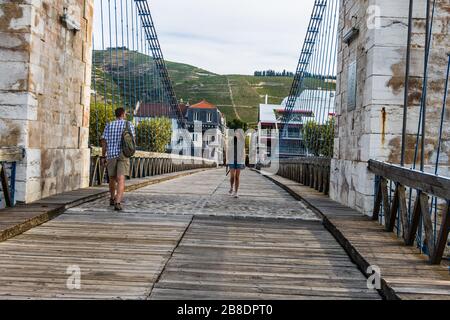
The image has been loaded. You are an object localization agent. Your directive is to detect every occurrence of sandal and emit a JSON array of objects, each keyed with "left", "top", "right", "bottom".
[
  {"left": 114, "top": 203, "right": 123, "bottom": 211},
  {"left": 110, "top": 198, "right": 115, "bottom": 206}
]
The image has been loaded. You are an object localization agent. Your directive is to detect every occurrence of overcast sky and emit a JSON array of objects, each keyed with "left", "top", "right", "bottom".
[{"left": 93, "top": 0, "right": 315, "bottom": 75}]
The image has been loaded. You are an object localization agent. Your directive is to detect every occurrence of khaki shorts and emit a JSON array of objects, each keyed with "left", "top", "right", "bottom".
[{"left": 107, "top": 153, "right": 130, "bottom": 177}]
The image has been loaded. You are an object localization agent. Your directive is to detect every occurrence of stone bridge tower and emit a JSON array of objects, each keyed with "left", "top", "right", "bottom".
[
  {"left": 0, "top": 0, "right": 94, "bottom": 203},
  {"left": 330, "top": 0, "right": 450, "bottom": 215}
]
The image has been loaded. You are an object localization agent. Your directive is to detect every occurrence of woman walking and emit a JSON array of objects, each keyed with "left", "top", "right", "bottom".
[{"left": 227, "top": 129, "right": 246, "bottom": 198}]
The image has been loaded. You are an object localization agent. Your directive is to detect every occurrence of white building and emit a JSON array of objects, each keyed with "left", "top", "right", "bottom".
[
  {"left": 281, "top": 89, "right": 336, "bottom": 124},
  {"left": 185, "top": 100, "right": 226, "bottom": 165},
  {"left": 257, "top": 89, "right": 336, "bottom": 159}
]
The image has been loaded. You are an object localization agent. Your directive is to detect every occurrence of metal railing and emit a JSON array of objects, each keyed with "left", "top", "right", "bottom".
[
  {"left": 369, "top": 160, "right": 450, "bottom": 265},
  {"left": 90, "top": 147, "right": 216, "bottom": 186},
  {"left": 0, "top": 147, "right": 24, "bottom": 208},
  {"left": 277, "top": 157, "right": 331, "bottom": 194},
  {"left": 366, "top": 2, "right": 450, "bottom": 266}
]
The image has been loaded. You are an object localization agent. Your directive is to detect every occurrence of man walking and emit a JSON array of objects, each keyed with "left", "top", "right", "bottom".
[{"left": 100, "top": 108, "right": 136, "bottom": 211}]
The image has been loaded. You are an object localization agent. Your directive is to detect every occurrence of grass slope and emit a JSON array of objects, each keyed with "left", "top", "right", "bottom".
[
  {"left": 164, "top": 61, "right": 294, "bottom": 125},
  {"left": 91, "top": 49, "right": 332, "bottom": 126}
]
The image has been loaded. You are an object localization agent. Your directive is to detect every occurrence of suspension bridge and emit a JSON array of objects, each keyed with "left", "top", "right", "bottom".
[{"left": 0, "top": 0, "right": 449, "bottom": 300}]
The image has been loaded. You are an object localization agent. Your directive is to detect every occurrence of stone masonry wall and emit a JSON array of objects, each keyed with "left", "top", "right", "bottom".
[
  {"left": 0, "top": 0, "right": 94, "bottom": 203},
  {"left": 331, "top": 0, "right": 450, "bottom": 215}
]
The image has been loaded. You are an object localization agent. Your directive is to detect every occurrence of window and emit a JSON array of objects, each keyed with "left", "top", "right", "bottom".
[
  {"left": 194, "top": 112, "right": 199, "bottom": 121},
  {"left": 288, "top": 127, "right": 300, "bottom": 138},
  {"left": 193, "top": 133, "right": 198, "bottom": 142},
  {"left": 207, "top": 112, "right": 212, "bottom": 122}
]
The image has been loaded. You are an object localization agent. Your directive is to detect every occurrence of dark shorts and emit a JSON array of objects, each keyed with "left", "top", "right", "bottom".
[{"left": 228, "top": 164, "right": 245, "bottom": 170}]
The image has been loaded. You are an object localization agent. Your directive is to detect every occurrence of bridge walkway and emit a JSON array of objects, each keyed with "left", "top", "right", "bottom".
[{"left": 0, "top": 169, "right": 380, "bottom": 299}]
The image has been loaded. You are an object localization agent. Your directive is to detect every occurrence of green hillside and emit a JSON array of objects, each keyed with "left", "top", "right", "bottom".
[
  {"left": 91, "top": 49, "right": 333, "bottom": 127},
  {"left": 164, "top": 60, "right": 296, "bottom": 126}
]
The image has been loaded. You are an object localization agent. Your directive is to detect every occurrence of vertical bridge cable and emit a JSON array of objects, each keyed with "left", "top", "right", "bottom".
[
  {"left": 145, "top": 34, "right": 151, "bottom": 148},
  {"left": 91, "top": 0, "right": 184, "bottom": 152},
  {"left": 400, "top": 0, "right": 414, "bottom": 167},
  {"left": 281, "top": 0, "right": 339, "bottom": 158},
  {"left": 407, "top": 0, "right": 436, "bottom": 250},
  {"left": 318, "top": 0, "right": 338, "bottom": 157},
  {"left": 100, "top": 0, "right": 108, "bottom": 123},
  {"left": 92, "top": 33, "right": 99, "bottom": 145},
  {"left": 324, "top": 0, "right": 338, "bottom": 157},
  {"left": 125, "top": 0, "right": 132, "bottom": 117},
  {"left": 114, "top": 0, "right": 121, "bottom": 107},
  {"left": 135, "top": 3, "right": 142, "bottom": 147},
  {"left": 307, "top": 0, "right": 335, "bottom": 156},
  {"left": 133, "top": 0, "right": 185, "bottom": 128},
  {"left": 120, "top": 0, "right": 127, "bottom": 112},
  {"left": 303, "top": 2, "right": 327, "bottom": 155},
  {"left": 435, "top": 54, "right": 450, "bottom": 177},
  {"left": 131, "top": 1, "right": 137, "bottom": 113},
  {"left": 400, "top": 0, "right": 414, "bottom": 236},
  {"left": 420, "top": 0, "right": 436, "bottom": 172},
  {"left": 431, "top": 54, "right": 450, "bottom": 245},
  {"left": 281, "top": 0, "right": 328, "bottom": 131},
  {"left": 108, "top": 0, "right": 115, "bottom": 109}
]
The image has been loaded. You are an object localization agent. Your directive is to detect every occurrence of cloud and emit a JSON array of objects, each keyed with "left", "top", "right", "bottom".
[{"left": 93, "top": 0, "right": 316, "bottom": 75}]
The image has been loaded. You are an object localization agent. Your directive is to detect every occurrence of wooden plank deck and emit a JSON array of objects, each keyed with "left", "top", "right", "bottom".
[
  {"left": 0, "top": 168, "right": 208, "bottom": 243},
  {"left": 0, "top": 169, "right": 381, "bottom": 300},
  {"left": 0, "top": 212, "right": 192, "bottom": 299},
  {"left": 150, "top": 216, "right": 380, "bottom": 300},
  {"left": 263, "top": 172, "right": 450, "bottom": 300}
]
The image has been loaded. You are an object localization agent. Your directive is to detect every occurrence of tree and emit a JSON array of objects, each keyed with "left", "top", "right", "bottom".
[
  {"left": 321, "top": 118, "right": 335, "bottom": 157},
  {"left": 302, "top": 118, "right": 335, "bottom": 157},
  {"left": 302, "top": 121, "right": 321, "bottom": 156},
  {"left": 136, "top": 117, "right": 172, "bottom": 153},
  {"left": 227, "top": 118, "right": 248, "bottom": 132},
  {"left": 89, "top": 103, "right": 115, "bottom": 147}
]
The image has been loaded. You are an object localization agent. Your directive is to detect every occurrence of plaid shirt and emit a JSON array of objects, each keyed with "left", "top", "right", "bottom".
[{"left": 101, "top": 119, "right": 136, "bottom": 160}]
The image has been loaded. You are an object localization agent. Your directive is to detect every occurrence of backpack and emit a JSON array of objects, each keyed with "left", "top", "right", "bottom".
[{"left": 121, "top": 121, "right": 136, "bottom": 158}]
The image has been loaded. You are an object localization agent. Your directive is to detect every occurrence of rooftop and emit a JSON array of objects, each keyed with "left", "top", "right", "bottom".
[
  {"left": 259, "top": 104, "right": 305, "bottom": 125},
  {"left": 134, "top": 102, "right": 190, "bottom": 118},
  {"left": 281, "top": 89, "right": 335, "bottom": 110},
  {"left": 134, "top": 102, "right": 172, "bottom": 118},
  {"left": 275, "top": 109, "right": 314, "bottom": 115},
  {"left": 189, "top": 100, "right": 217, "bottom": 110}
]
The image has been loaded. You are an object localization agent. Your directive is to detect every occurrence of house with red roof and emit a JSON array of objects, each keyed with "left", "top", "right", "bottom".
[{"left": 185, "top": 100, "right": 226, "bottom": 164}]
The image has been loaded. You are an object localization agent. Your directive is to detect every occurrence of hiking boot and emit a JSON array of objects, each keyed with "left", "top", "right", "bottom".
[{"left": 114, "top": 203, "right": 123, "bottom": 211}]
